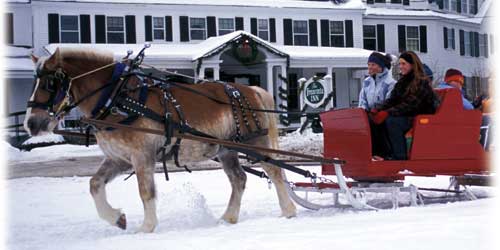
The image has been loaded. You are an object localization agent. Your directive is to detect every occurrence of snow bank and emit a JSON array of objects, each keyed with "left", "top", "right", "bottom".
[{"left": 22, "top": 133, "right": 65, "bottom": 145}]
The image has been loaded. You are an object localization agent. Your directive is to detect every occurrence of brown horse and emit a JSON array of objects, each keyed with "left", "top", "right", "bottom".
[{"left": 24, "top": 48, "right": 296, "bottom": 233}]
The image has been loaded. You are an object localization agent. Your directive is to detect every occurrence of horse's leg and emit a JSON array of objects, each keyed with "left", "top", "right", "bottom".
[
  {"left": 131, "top": 153, "right": 157, "bottom": 233},
  {"left": 90, "top": 158, "right": 131, "bottom": 229},
  {"left": 261, "top": 163, "right": 297, "bottom": 218},
  {"left": 218, "top": 150, "right": 247, "bottom": 224}
]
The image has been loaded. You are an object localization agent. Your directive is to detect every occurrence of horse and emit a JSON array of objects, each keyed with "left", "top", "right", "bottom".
[{"left": 24, "top": 47, "right": 296, "bottom": 233}]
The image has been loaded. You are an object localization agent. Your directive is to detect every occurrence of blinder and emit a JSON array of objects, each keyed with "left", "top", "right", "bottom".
[{"left": 27, "top": 67, "right": 71, "bottom": 115}]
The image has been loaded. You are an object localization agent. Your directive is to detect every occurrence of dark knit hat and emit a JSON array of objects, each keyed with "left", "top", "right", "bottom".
[
  {"left": 368, "top": 52, "right": 392, "bottom": 69},
  {"left": 423, "top": 64, "right": 433, "bottom": 80},
  {"left": 444, "top": 68, "right": 464, "bottom": 86}
]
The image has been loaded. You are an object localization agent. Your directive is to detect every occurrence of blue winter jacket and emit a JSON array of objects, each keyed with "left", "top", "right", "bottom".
[
  {"left": 436, "top": 82, "right": 474, "bottom": 110},
  {"left": 358, "top": 68, "right": 396, "bottom": 110}
]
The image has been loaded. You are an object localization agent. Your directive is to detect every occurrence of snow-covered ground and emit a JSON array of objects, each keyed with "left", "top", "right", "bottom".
[{"left": 4, "top": 129, "right": 498, "bottom": 250}]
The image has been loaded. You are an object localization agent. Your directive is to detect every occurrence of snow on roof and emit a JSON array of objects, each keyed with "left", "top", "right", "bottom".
[
  {"left": 4, "top": 46, "right": 35, "bottom": 71},
  {"left": 278, "top": 46, "right": 372, "bottom": 60},
  {"left": 27, "top": 0, "right": 364, "bottom": 9},
  {"left": 365, "top": 4, "right": 489, "bottom": 25}
]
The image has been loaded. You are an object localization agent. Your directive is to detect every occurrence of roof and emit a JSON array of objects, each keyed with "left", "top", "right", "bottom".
[
  {"left": 4, "top": 46, "right": 34, "bottom": 72},
  {"left": 45, "top": 31, "right": 372, "bottom": 65},
  {"left": 25, "top": 0, "right": 364, "bottom": 9}
]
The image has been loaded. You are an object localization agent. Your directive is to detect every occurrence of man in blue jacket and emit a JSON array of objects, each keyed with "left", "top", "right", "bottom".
[{"left": 436, "top": 68, "right": 474, "bottom": 110}]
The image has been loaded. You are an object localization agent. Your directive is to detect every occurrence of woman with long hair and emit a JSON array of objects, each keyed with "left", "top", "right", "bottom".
[{"left": 370, "top": 51, "right": 439, "bottom": 160}]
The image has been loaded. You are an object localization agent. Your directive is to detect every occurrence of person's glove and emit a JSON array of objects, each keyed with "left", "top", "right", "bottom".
[{"left": 371, "top": 110, "right": 389, "bottom": 124}]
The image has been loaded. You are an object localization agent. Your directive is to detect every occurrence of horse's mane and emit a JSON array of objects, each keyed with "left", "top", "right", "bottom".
[{"left": 58, "top": 47, "right": 114, "bottom": 65}]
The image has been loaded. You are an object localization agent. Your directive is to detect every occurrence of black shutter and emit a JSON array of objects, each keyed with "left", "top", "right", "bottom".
[
  {"left": 377, "top": 24, "right": 385, "bottom": 52},
  {"left": 207, "top": 16, "right": 216, "bottom": 37},
  {"left": 398, "top": 25, "right": 406, "bottom": 52},
  {"left": 443, "top": 27, "right": 448, "bottom": 49},
  {"left": 345, "top": 20, "right": 353, "bottom": 48},
  {"left": 95, "top": 15, "right": 106, "bottom": 44},
  {"left": 457, "top": 0, "right": 462, "bottom": 13},
  {"left": 473, "top": 0, "right": 478, "bottom": 14},
  {"left": 145, "top": 16, "right": 152, "bottom": 42},
  {"left": 474, "top": 32, "right": 480, "bottom": 57},
  {"left": 320, "top": 19, "right": 330, "bottom": 47},
  {"left": 5, "top": 13, "right": 13, "bottom": 44},
  {"left": 283, "top": 18, "right": 293, "bottom": 46},
  {"left": 459, "top": 29, "right": 465, "bottom": 56},
  {"left": 250, "top": 18, "right": 257, "bottom": 36},
  {"left": 269, "top": 18, "right": 276, "bottom": 42},
  {"left": 438, "top": 0, "right": 444, "bottom": 9},
  {"left": 179, "top": 16, "right": 189, "bottom": 42},
  {"left": 79, "top": 15, "right": 91, "bottom": 43},
  {"left": 235, "top": 17, "right": 244, "bottom": 31},
  {"left": 48, "top": 13, "right": 59, "bottom": 43},
  {"left": 308, "top": 19, "right": 318, "bottom": 46},
  {"left": 452, "top": 29, "right": 455, "bottom": 50},
  {"left": 419, "top": 25, "right": 427, "bottom": 53},
  {"left": 165, "top": 16, "right": 172, "bottom": 41},
  {"left": 367, "top": 0, "right": 374, "bottom": 4},
  {"left": 125, "top": 15, "right": 136, "bottom": 44},
  {"left": 484, "top": 34, "right": 489, "bottom": 58},
  {"left": 403, "top": 0, "right": 410, "bottom": 5}
]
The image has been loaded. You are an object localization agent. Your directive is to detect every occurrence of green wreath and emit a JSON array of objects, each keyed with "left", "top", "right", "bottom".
[{"left": 232, "top": 37, "right": 259, "bottom": 65}]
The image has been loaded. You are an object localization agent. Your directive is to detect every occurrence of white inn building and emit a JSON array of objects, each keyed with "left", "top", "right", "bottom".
[{"left": 4, "top": 0, "right": 495, "bottom": 126}]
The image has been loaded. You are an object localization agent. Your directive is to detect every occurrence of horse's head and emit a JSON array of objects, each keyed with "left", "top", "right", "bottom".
[{"left": 24, "top": 49, "right": 70, "bottom": 136}]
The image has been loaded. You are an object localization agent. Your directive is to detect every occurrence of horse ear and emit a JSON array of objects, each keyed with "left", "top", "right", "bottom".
[
  {"left": 44, "top": 48, "right": 61, "bottom": 70},
  {"left": 31, "top": 54, "right": 39, "bottom": 63}
]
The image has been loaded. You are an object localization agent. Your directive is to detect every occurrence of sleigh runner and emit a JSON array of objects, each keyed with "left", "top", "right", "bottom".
[{"left": 25, "top": 45, "right": 492, "bottom": 232}]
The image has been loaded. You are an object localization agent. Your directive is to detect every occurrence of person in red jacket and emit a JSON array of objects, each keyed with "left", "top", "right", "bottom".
[{"left": 370, "top": 51, "right": 439, "bottom": 160}]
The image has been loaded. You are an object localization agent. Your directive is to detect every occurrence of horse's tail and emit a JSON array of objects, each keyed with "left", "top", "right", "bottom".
[{"left": 250, "top": 86, "right": 279, "bottom": 150}]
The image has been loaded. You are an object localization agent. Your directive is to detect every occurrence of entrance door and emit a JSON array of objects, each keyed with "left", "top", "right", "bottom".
[{"left": 220, "top": 72, "right": 261, "bottom": 86}]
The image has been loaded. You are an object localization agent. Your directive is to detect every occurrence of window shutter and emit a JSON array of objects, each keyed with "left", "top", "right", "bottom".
[
  {"left": 443, "top": 27, "right": 448, "bottom": 49},
  {"left": 269, "top": 18, "right": 276, "bottom": 42},
  {"left": 367, "top": 0, "right": 374, "bottom": 4},
  {"left": 457, "top": 0, "right": 462, "bottom": 13},
  {"left": 452, "top": 29, "right": 455, "bottom": 50},
  {"left": 283, "top": 18, "right": 293, "bottom": 46},
  {"left": 79, "top": 15, "right": 91, "bottom": 43},
  {"left": 48, "top": 13, "right": 59, "bottom": 43},
  {"left": 403, "top": 0, "right": 410, "bottom": 5},
  {"left": 125, "top": 15, "right": 136, "bottom": 44},
  {"left": 376, "top": 24, "right": 385, "bottom": 52},
  {"left": 179, "top": 16, "right": 189, "bottom": 42},
  {"left": 473, "top": 0, "right": 478, "bottom": 14},
  {"left": 320, "top": 20, "right": 330, "bottom": 47},
  {"left": 207, "top": 16, "right": 216, "bottom": 37},
  {"left": 459, "top": 29, "right": 465, "bottom": 55},
  {"left": 235, "top": 17, "right": 244, "bottom": 31},
  {"left": 165, "top": 16, "right": 173, "bottom": 41},
  {"left": 437, "top": 0, "right": 444, "bottom": 9},
  {"left": 398, "top": 25, "right": 406, "bottom": 52},
  {"left": 484, "top": 34, "right": 489, "bottom": 58},
  {"left": 419, "top": 25, "right": 427, "bottom": 53},
  {"left": 95, "top": 15, "right": 106, "bottom": 44},
  {"left": 5, "top": 13, "right": 13, "bottom": 44},
  {"left": 345, "top": 20, "right": 353, "bottom": 48},
  {"left": 308, "top": 19, "right": 318, "bottom": 46},
  {"left": 474, "top": 32, "right": 480, "bottom": 57},
  {"left": 145, "top": 16, "right": 152, "bottom": 42},
  {"left": 250, "top": 18, "right": 257, "bottom": 36}
]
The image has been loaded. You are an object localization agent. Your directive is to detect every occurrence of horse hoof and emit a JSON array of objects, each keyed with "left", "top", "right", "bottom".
[{"left": 116, "top": 214, "right": 127, "bottom": 230}]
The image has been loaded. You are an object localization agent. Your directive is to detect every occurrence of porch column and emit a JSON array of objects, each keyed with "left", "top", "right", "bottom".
[
  {"left": 198, "top": 66, "right": 206, "bottom": 81},
  {"left": 266, "top": 64, "right": 274, "bottom": 97},
  {"left": 213, "top": 66, "right": 220, "bottom": 81},
  {"left": 326, "top": 66, "right": 334, "bottom": 109}
]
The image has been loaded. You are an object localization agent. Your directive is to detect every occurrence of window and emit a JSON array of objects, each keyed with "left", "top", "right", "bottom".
[
  {"left": 464, "top": 31, "right": 471, "bottom": 56},
  {"left": 406, "top": 26, "right": 420, "bottom": 51},
  {"left": 479, "top": 34, "right": 487, "bottom": 57},
  {"left": 257, "top": 19, "right": 269, "bottom": 41},
  {"left": 375, "top": 0, "right": 386, "bottom": 3},
  {"left": 469, "top": 0, "right": 476, "bottom": 14},
  {"left": 390, "top": 0, "right": 402, "bottom": 3},
  {"left": 446, "top": 28, "right": 455, "bottom": 49},
  {"left": 60, "top": 15, "right": 79, "bottom": 43},
  {"left": 330, "top": 21, "right": 344, "bottom": 47},
  {"left": 293, "top": 20, "right": 308, "bottom": 46},
  {"left": 190, "top": 17, "right": 206, "bottom": 40},
  {"left": 444, "top": 0, "right": 449, "bottom": 10},
  {"left": 218, "top": 18, "right": 234, "bottom": 36},
  {"left": 461, "top": 0, "right": 468, "bottom": 14},
  {"left": 153, "top": 17, "right": 165, "bottom": 40},
  {"left": 450, "top": 0, "right": 458, "bottom": 12},
  {"left": 107, "top": 16, "right": 124, "bottom": 44},
  {"left": 363, "top": 25, "right": 377, "bottom": 50}
]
